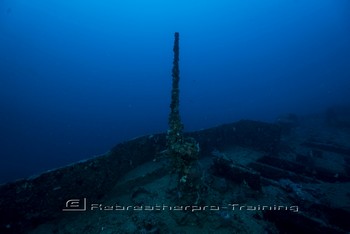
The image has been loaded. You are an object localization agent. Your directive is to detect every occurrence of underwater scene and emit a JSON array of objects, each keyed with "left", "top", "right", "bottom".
[{"left": 1, "top": 0, "right": 350, "bottom": 233}]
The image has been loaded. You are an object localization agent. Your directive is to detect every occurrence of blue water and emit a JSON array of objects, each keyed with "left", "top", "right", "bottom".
[{"left": 1, "top": 0, "right": 349, "bottom": 184}]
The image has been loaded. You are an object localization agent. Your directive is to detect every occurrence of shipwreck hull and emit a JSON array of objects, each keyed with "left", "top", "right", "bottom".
[{"left": 1, "top": 118, "right": 350, "bottom": 233}]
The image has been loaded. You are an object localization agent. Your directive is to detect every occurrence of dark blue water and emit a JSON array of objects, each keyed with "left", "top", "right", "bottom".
[{"left": 1, "top": 0, "right": 349, "bottom": 184}]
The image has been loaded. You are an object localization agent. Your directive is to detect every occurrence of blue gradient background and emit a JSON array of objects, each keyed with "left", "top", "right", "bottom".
[{"left": 1, "top": 0, "right": 349, "bottom": 183}]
